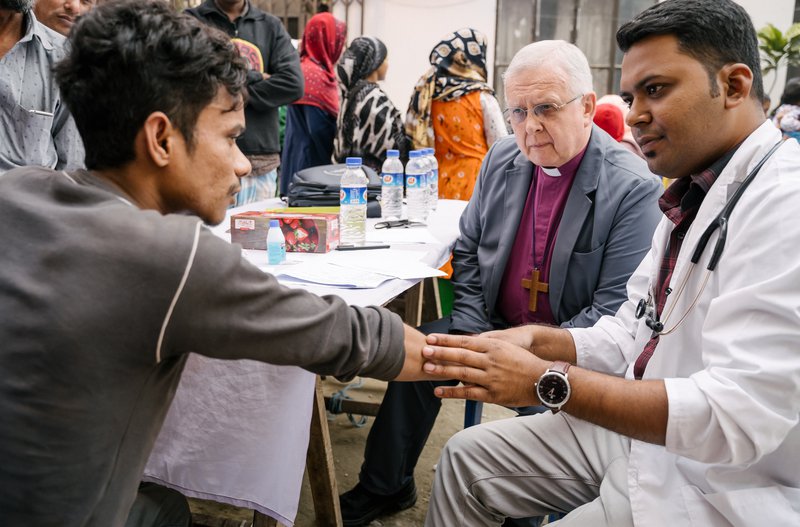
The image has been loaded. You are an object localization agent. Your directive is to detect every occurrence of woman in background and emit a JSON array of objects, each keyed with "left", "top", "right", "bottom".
[
  {"left": 280, "top": 12, "right": 346, "bottom": 196},
  {"left": 406, "top": 28, "right": 507, "bottom": 201},
  {"left": 334, "top": 37, "right": 410, "bottom": 172},
  {"left": 596, "top": 93, "right": 644, "bottom": 158},
  {"left": 772, "top": 77, "right": 800, "bottom": 142}
]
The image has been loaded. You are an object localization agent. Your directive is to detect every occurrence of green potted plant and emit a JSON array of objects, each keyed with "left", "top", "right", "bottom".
[{"left": 758, "top": 23, "right": 800, "bottom": 94}]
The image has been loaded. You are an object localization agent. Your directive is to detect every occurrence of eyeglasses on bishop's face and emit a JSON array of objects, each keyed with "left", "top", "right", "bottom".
[{"left": 504, "top": 93, "right": 584, "bottom": 126}]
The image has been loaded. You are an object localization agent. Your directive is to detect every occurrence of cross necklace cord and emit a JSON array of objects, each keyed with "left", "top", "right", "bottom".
[{"left": 520, "top": 173, "right": 557, "bottom": 313}]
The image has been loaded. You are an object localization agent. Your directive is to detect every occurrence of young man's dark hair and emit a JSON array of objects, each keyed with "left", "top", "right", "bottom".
[
  {"left": 616, "top": 0, "right": 764, "bottom": 101},
  {"left": 55, "top": 0, "right": 248, "bottom": 169}
]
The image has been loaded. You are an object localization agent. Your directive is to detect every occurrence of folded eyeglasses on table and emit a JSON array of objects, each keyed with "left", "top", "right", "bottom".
[{"left": 374, "top": 219, "right": 426, "bottom": 229}]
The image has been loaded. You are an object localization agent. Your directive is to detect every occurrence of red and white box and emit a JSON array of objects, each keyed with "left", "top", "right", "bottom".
[{"left": 230, "top": 211, "right": 340, "bottom": 253}]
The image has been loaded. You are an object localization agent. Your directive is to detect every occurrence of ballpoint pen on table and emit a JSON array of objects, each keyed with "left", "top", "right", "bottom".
[{"left": 336, "top": 243, "right": 391, "bottom": 251}]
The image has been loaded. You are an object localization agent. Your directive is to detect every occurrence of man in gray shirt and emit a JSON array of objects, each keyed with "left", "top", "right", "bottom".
[
  {"left": 0, "top": 0, "right": 84, "bottom": 174},
  {"left": 0, "top": 1, "right": 435, "bottom": 526}
]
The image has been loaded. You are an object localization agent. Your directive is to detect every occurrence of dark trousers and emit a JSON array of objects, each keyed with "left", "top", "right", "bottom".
[
  {"left": 125, "top": 482, "right": 192, "bottom": 527},
  {"left": 360, "top": 377, "right": 460, "bottom": 494},
  {"left": 359, "top": 316, "right": 455, "bottom": 495}
]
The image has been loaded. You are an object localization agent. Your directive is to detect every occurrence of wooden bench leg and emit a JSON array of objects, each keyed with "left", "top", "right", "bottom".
[
  {"left": 404, "top": 280, "right": 424, "bottom": 327},
  {"left": 306, "top": 377, "right": 343, "bottom": 526}
]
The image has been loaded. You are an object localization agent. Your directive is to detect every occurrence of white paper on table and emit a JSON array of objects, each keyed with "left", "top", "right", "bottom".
[
  {"left": 240, "top": 252, "right": 306, "bottom": 274},
  {"left": 240, "top": 249, "right": 268, "bottom": 269},
  {"left": 366, "top": 226, "right": 441, "bottom": 245},
  {"left": 274, "top": 261, "right": 392, "bottom": 288},
  {"left": 328, "top": 250, "right": 445, "bottom": 280},
  {"left": 328, "top": 248, "right": 425, "bottom": 264}
]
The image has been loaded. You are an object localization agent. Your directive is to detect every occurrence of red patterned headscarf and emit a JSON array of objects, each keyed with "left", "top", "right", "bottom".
[{"left": 296, "top": 13, "right": 347, "bottom": 117}]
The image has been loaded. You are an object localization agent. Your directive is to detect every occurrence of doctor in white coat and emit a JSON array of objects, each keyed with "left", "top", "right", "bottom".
[{"left": 420, "top": 0, "right": 800, "bottom": 525}]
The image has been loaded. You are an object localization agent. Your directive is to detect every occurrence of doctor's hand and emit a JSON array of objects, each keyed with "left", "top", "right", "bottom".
[
  {"left": 481, "top": 325, "right": 539, "bottom": 351},
  {"left": 483, "top": 324, "right": 577, "bottom": 364},
  {"left": 421, "top": 333, "right": 548, "bottom": 407}
]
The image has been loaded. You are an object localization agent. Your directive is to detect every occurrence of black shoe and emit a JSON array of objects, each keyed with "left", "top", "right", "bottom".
[{"left": 339, "top": 481, "right": 417, "bottom": 527}]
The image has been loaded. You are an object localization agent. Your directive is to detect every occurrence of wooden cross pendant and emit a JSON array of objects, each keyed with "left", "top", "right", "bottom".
[{"left": 521, "top": 267, "right": 549, "bottom": 312}]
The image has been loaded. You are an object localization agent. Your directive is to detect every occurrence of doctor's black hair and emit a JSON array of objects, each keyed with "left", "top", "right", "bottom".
[
  {"left": 54, "top": 0, "right": 249, "bottom": 170},
  {"left": 616, "top": 0, "right": 763, "bottom": 103}
]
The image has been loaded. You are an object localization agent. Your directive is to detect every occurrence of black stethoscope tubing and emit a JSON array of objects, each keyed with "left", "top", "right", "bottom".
[
  {"left": 691, "top": 140, "right": 784, "bottom": 271},
  {"left": 636, "top": 140, "right": 784, "bottom": 334}
]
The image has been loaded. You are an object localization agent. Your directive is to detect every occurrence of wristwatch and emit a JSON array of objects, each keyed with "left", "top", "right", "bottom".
[{"left": 535, "top": 361, "right": 572, "bottom": 413}]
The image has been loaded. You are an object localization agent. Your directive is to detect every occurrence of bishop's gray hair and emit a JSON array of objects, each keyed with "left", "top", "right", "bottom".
[{"left": 504, "top": 40, "right": 593, "bottom": 95}]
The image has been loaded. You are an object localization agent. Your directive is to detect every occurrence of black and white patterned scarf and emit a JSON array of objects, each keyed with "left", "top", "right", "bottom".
[{"left": 334, "top": 37, "right": 409, "bottom": 171}]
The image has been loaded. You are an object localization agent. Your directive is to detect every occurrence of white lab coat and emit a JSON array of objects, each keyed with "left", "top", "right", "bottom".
[{"left": 570, "top": 121, "right": 800, "bottom": 525}]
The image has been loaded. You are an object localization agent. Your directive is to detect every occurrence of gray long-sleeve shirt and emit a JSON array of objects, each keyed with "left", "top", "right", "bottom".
[
  {"left": 0, "top": 167, "right": 404, "bottom": 526},
  {"left": 0, "top": 12, "right": 84, "bottom": 174}
]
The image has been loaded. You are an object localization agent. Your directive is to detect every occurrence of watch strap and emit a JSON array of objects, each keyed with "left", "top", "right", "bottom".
[{"left": 550, "top": 360, "right": 571, "bottom": 376}]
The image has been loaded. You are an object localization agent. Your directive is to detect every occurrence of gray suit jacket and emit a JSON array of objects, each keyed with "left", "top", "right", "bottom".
[{"left": 450, "top": 125, "right": 662, "bottom": 333}]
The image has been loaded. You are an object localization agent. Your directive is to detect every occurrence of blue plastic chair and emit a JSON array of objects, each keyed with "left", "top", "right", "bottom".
[{"left": 464, "top": 400, "right": 484, "bottom": 428}]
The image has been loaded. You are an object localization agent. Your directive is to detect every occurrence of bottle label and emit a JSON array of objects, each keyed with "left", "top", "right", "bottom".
[
  {"left": 405, "top": 174, "right": 425, "bottom": 189},
  {"left": 381, "top": 172, "right": 403, "bottom": 187},
  {"left": 340, "top": 186, "right": 368, "bottom": 205},
  {"left": 267, "top": 240, "right": 285, "bottom": 265}
]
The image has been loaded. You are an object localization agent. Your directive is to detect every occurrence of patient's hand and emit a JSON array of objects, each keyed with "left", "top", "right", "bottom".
[{"left": 394, "top": 324, "right": 449, "bottom": 381}]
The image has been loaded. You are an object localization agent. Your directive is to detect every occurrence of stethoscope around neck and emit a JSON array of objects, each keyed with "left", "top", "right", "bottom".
[{"left": 635, "top": 140, "right": 784, "bottom": 336}]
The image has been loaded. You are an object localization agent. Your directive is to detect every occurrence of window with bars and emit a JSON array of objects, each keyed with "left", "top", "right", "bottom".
[
  {"left": 250, "top": 0, "right": 363, "bottom": 39},
  {"left": 173, "top": 0, "right": 360, "bottom": 39},
  {"left": 493, "top": 0, "right": 656, "bottom": 106}
]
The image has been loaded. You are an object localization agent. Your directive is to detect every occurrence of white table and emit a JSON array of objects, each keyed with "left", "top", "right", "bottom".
[{"left": 143, "top": 199, "right": 466, "bottom": 526}]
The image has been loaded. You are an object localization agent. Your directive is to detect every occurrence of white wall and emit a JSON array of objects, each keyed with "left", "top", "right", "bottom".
[
  {"left": 734, "top": 0, "right": 796, "bottom": 108},
  {"left": 332, "top": 0, "right": 497, "bottom": 112}
]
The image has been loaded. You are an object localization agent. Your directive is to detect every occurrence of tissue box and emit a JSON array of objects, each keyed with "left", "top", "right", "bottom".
[{"left": 230, "top": 211, "right": 340, "bottom": 253}]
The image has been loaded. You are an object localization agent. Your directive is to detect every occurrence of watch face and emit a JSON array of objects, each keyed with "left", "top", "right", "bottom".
[{"left": 537, "top": 373, "right": 569, "bottom": 406}]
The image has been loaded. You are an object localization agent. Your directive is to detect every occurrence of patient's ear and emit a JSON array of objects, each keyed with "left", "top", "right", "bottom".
[{"left": 141, "top": 112, "right": 175, "bottom": 167}]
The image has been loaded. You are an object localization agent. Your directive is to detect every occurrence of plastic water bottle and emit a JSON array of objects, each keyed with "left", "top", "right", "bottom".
[
  {"left": 405, "top": 150, "right": 429, "bottom": 224},
  {"left": 339, "top": 157, "right": 368, "bottom": 246},
  {"left": 417, "top": 150, "right": 431, "bottom": 212},
  {"left": 381, "top": 149, "right": 404, "bottom": 221},
  {"left": 424, "top": 147, "right": 439, "bottom": 212},
  {"left": 267, "top": 219, "right": 286, "bottom": 264}
]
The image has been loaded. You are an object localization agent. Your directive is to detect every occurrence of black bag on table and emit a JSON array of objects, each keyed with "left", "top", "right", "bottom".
[{"left": 287, "top": 163, "right": 383, "bottom": 218}]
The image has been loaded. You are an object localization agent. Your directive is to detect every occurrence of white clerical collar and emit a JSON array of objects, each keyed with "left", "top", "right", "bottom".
[{"left": 541, "top": 166, "right": 561, "bottom": 177}]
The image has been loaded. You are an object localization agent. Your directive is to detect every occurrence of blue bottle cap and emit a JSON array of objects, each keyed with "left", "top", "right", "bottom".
[
  {"left": 269, "top": 219, "right": 280, "bottom": 228},
  {"left": 386, "top": 149, "right": 399, "bottom": 157},
  {"left": 409, "top": 150, "right": 421, "bottom": 158},
  {"left": 346, "top": 157, "right": 362, "bottom": 166}
]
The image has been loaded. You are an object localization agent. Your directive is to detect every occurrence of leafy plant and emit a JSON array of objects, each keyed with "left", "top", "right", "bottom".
[{"left": 758, "top": 23, "right": 800, "bottom": 93}]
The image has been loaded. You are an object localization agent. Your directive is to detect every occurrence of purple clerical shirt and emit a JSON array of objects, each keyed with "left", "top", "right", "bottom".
[{"left": 497, "top": 147, "right": 587, "bottom": 326}]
